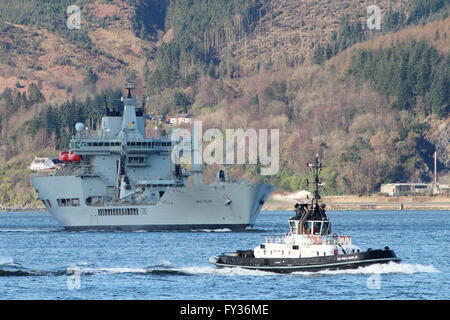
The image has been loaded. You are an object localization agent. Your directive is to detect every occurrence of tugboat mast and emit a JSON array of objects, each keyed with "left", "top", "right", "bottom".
[{"left": 307, "top": 154, "right": 323, "bottom": 207}]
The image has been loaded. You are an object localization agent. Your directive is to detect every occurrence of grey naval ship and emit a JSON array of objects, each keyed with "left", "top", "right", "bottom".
[{"left": 31, "top": 85, "right": 273, "bottom": 231}]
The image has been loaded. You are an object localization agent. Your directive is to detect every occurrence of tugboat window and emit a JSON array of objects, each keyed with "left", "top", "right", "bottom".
[
  {"left": 313, "top": 222, "right": 321, "bottom": 235},
  {"left": 304, "top": 222, "right": 313, "bottom": 234},
  {"left": 321, "top": 222, "right": 330, "bottom": 235}
]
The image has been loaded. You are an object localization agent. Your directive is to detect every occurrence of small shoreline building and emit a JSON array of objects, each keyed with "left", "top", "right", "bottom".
[
  {"left": 29, "top": 157, "right": 63, "bottom": 171},
  {"left": 167, "top": 114, "right": 193, "bottom": 125},
  {"left": 381, "top": 183, "right": 450, "bottom": 196}
]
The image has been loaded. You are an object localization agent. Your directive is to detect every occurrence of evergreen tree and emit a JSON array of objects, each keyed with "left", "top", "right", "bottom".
[
  {"left": 349, "top": 40, "right": 448, "bottom": 117},
  {"left": 84, "top": 67, "right": 99, "bottom": 85},
  {"left": 27, "top": 83, "right": 45, "bottom": 105}
]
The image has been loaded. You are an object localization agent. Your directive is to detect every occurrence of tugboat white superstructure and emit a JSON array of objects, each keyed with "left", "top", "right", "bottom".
[
  {"left": 31, "top": 84, "right": 273, "bottom": 231},
  {"left": 210, "top": 155, "right": 400, "bottom": 272}
]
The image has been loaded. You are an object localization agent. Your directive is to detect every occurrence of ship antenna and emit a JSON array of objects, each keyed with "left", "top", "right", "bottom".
[
  {"left": 104, "top": 95, "right": 108, "bottom": 115},
  {"left": 307, "top": 154, "right": 323, "bottom": 206},
  {"left": 125, "top": 82, "right": 134, "bottom": 99}
]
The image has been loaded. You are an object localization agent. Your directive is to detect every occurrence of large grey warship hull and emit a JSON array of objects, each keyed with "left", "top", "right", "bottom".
[
  {"left": 32, "top": 175, "right": 271, "bottom": 231},
  {"left": 31, "top": 85, "right": 273, "bottom": 231}
]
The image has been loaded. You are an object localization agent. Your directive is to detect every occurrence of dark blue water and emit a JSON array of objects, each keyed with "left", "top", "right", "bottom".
[{"left": 0, "top": 210, "right": 448, "bottom": 300}]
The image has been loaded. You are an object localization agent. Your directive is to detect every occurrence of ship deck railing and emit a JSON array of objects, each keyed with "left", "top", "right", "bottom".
[
  {"left": 265, "top": 235, "right": 287, "bottom": 244},
  {"left": 30, "top": 171, "right": 53, "bottom": 177},
  {"left": 54, "top": 165, "right": 95, "bottom": 176},
  {"left": 264, "top": 234, "right": 353, "bottom": 246},
  {"left": 73, "top": 131, "right": 104, "bottom": 140},
  {"left": 301, "top": 235, "right": 353, "bottom": 246}
]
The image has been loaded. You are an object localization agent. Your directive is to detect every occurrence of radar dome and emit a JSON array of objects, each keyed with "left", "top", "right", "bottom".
[{"left": 75, "top": 123, "right": 85, "bottom": 132}]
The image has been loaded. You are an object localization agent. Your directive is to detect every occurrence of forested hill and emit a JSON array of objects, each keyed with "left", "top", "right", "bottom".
[{"left": 0, "top": 0, "right": 449, "bottom": 207}]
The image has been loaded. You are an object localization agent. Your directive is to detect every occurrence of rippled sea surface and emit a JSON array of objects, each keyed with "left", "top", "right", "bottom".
[{"left": 0, "top": 210, "right": 448, "bottom": 300}]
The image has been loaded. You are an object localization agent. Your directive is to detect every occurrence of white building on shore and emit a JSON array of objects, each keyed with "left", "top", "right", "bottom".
[
  {"left": 29, "top": 157, "right": 62, "bottom": 171},
  {"left": 167, "top": 114, "right": 193, "bottom": 125},
  {"left": 381, "top": 183, "right": 449, "bottom": 196}
]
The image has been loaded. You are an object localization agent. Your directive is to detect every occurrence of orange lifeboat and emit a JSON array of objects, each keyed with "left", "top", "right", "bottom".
[
  {"left": 68, "top": 151, "right": 81, "bottom": 162},
  {"left": 59, "top": 151, "right": 69, "bottom": 162}
]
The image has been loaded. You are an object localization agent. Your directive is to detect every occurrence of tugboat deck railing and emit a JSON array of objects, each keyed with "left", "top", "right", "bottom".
[
  {"left": 306, "top": 235, "right": 352, "bottom": 246},
  {"left": 264, "top": 234, "right": 352, "bottom": 245},
  {"left": 265, "top": 235, "right": 287, "bottom": 243}
]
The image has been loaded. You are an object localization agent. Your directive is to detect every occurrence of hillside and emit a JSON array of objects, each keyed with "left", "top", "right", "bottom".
[
  {"left": 0, "top": 0, "right": 449, "bottom": 207},
  {"left": 0, "top": 0, "right": 160, "bottom": 99}
]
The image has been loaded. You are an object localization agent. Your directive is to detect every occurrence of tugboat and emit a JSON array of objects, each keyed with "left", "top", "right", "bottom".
[{"left": 210, "top": 155, "right": 401, "bottom": 273}]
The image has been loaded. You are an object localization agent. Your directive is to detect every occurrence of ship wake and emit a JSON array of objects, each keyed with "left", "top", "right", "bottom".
[
  {"left": 1, "top": 258, "right": 438, "bottom": 278},
  {"left": 291, "top": 262, "right": 439, "bottom": 276}
]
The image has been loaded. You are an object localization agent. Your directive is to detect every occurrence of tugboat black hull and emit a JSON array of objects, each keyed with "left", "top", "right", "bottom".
[{"left": 211, "top": 249, "right": 401, "bottom": 273}]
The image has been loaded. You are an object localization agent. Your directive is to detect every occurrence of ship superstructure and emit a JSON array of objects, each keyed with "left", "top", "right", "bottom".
[{"left": 31, "top": 85, "right": 273, "bottom": 231}]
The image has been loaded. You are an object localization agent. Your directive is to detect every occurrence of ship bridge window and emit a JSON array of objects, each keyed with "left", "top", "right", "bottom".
[
  {"left": 313, "top": 222, "right": 322, "bottom": 235},
  {"left": 128, "top": 157, "right": 147, "bottom": 164},
  {"left": 86, "top": 196, "right": 104, "bottom": 206},
  {"left": 57, "top": 198, "right": 80, "bottom": 207},
  {"left": 321, "top": 222, "right": 330, "bottom": 235},
  {"left": 303, "top": 221, "right": 313, "bottom": 234},
  {"left": 289, "top": 221, "right": 299, "bottom": 234}
]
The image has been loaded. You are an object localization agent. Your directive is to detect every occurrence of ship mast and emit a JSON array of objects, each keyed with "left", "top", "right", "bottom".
[{"left": 307, "top": 154, "right": 323, "bottom": 206}]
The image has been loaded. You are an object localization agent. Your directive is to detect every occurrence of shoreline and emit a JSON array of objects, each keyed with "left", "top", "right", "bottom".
[
  {"left": 263, "top": 195, "right": 450, "bottom": 211},
  {"left": 263, "top": 203, "right": 450, "bottom": 211},
  {"left": 2, "top": 196, "right": 450, "bottom": 212},
  {"left": 0, "top": 205, "right": 46, "bottom": 212}
]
